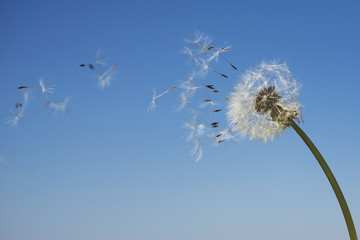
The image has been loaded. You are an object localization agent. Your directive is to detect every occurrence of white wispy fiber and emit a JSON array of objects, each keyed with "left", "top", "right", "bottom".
[
  {"left": 98, "top": 63, "right": 117, "bottom": 89},
  {"left": 6, "top": 106, "right": 25, "bottom": 127},
  {"left": 39, "top": 78, "right": 55, "bottom": 96},
  {"left": 227, "top": 61, "right": 302, "bottom": 142},
  {"left": 45, "top": 97, "right": 70, "bottom": 113},
  {"left": 191, "top": 140, "right": 203, "bottom": 162}
]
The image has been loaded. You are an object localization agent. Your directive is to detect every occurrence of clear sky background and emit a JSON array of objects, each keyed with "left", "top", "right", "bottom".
[{"left": 1, "top": 0, "right": 359, "bottom": 239}]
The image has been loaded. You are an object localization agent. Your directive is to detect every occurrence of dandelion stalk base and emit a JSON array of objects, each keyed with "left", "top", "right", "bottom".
[{"left": 290, "top": 120, "right": 357, "bottom": 240}]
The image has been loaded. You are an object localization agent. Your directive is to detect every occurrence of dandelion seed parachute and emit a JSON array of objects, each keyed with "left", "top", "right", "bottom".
[
  {"left": 7, "top": 106, "right": 25, "bottom": 127},
  {"left": 39, "top": 78, "right": 55, "bottom": 95},
  {"left": 45, "top": 98, "right": 70, "bottom": 113},
  {"left": 147, "top": 86, "right": 176, "bottom": 112}
]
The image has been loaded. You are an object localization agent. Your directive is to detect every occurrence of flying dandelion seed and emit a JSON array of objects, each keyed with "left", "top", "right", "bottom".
[
  {"left": 18, "top": 79, "right": 54, "bottom": 97},
  {"left": 39, "top": 78, "right": 55, "bottom": 96},
  {"left": 81, "top": 51, "right": 117, "bottom": 88},
  {"left": 196, "top": 58, "right": 228, "bottom": 78},
  {"left": 183, "top": 111, "right": 209, "bottom": 141},
  {"left": 208, "top": 46, "right": 238, "bottom": 70},
  {"left": 147, "top": 86, "right": 176, "bottom": 112},
  {"left": 45, "top": 97, "right": 70, "bottom": 113},
  {"left": 98, "top": 63, "right": 117, "bottom": 89},
  {"left": 186, "top": 31, "right": 213, "bottom": 54},
  {"left": 7, "top": 105, "right": 25, "bottom": 127}
]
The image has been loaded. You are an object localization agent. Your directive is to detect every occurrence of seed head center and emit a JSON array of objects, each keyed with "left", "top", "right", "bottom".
[{"left": 254, "top": 86, "right": 281, "bottom": 114}]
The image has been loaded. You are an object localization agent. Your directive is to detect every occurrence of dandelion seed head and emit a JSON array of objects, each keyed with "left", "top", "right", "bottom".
[{"left": 227, "top": 61, "right": 301, "bottom": 142}]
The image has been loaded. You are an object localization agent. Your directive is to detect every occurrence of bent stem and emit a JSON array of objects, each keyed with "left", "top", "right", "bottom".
[{"left": 290, "top": 120, "right": 357, "bottom": 240}]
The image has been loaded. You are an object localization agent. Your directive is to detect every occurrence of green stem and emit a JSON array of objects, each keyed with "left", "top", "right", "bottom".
[{"left": 290, "top": 120, "right": 357, "bottom": 240}]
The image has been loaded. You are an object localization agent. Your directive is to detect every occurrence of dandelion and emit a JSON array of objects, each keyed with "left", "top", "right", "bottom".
[
  {"left": 227, "top": 61, "right": 301, "bottom": 142},
  {"left": 152, "top": 31, "right": 358, "bottom": 239},
  {"left": 227, "top": 60, "right": 357, "bottom": 240}
]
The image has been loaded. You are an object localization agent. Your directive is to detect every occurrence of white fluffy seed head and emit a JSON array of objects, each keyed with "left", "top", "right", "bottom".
[{"left": 227, "top": 61, "right": 301, "bottom": 142}]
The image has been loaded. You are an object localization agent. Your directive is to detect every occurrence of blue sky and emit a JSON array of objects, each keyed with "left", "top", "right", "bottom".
[{"left": 1, "top": 0, "right": 360, "bottom": 239}]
